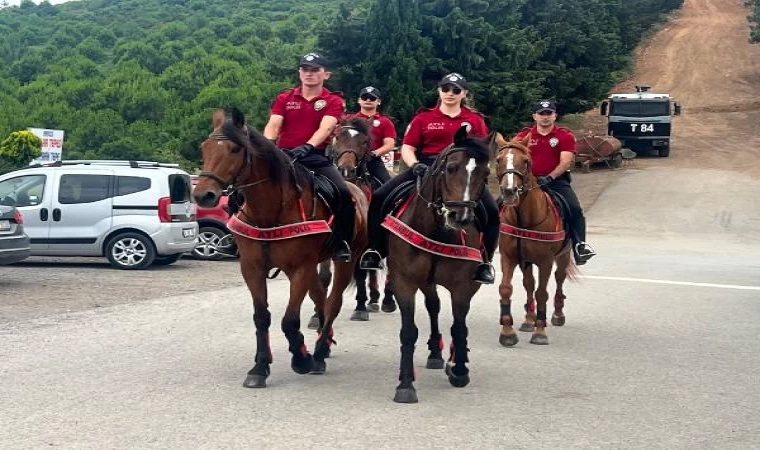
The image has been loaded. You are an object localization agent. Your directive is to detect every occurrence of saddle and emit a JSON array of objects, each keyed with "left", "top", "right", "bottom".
[
  {"left": 382, "top": 180, "right": 488, "bottom": 231},
  {"left": 542, "top": 187, "right": 574, "bottom": 239}
]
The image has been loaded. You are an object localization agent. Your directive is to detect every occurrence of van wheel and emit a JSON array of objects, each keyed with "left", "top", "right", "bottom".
[
  {"left": 153, "top": 253, "right": 182, "bottom": 266},
  {"left": 106, "top": 232, "right": 156, "bottom": 270},
  {"left": 658, "top": 146, "right": 670, "bottom": 157},
  {"left": 192, "top": 226, "right": 227, "bottom": 260}
]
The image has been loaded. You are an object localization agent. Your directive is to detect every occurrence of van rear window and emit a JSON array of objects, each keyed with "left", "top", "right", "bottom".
[
  {"left": 116, "top": 176, "right": 151, "bottom": 196},
  {"left": 168, "top": 174, "right": 192, "bottom": 202}
]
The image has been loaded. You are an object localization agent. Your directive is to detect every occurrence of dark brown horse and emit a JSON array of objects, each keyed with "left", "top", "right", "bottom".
[
  {"left": 493, "top": 132, "right": 578, "bottom": 347},
  {"left": 331, "top": 117, "right": 396, "bottom": 320},
  {"left": 193, "top": 108, "right": 368, "bottom": 388},
  {"left": 388, "top": 127, "right": 492, "bottom": 403}
]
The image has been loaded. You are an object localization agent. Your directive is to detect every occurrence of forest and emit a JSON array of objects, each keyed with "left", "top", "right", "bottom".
[{"left": 0, "top": 0, "right": 686, "bottom": 170}]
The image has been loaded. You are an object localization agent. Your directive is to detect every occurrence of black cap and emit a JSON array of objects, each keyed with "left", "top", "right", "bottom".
[
  {"left": 534, "top": 100, "right": 557, "bottom": 113},
  {"left": 299, "top": 52, "right": 328, "bottom": 69},
  {"left": 359, "top": 86, "right": 381, "bottom": 99},
  {"left": 438, "top": 73, "right": 468, "bottom": 90}
]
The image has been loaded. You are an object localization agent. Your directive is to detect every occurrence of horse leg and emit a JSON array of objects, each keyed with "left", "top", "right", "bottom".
[
  {"left": 351, "top": 265, "right": 370, "bottom": 321},
  {"left": 282, "top": 267, "right": 316, "bottom": 375},
  {"left": 392, "top": 277, "right": 419, "bottom": 403},
  {"left": 309, "top": 261, "right": 332, "bottom": 329},
  {"left": 447, "top": 289, "right": 473, "bottom": 388},
  {"left": 382, "top": 270, "right": 397, "bottom": 313},
  {"left": 530, "top": 263, "right": 553, "bottom": 345},
  {"left": 421, "top": 285, "right": 444, "bottom": 369},
  {"left": 312, "top": 260, "right": 353, "bottom": 374},
  {"left": 552, "top": 252, "right": 571, "bottom": 326},
  {"left": 519, "top": 264, "right": 537, "bottom": 332},
  {"left": 498, "top": 258, "right": 519, "bottom": 347},
  {"left": 241, "top": 265, "right": 272, "bottom": 388},
  {"left": 368, "top": 270, "right": 381, "bottom": 311}
]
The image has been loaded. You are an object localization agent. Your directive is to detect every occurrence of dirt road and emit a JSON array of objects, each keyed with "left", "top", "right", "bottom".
[{"left": 583, "top": 0, "right": 760, "bottom": 177}]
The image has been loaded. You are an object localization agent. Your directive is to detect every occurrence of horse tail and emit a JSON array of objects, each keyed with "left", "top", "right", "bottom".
[{"left": 565, "top": 258, "right": 581, "bottom": 282}]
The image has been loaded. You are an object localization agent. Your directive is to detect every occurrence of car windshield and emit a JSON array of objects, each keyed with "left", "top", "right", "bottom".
[{"left": 611, "top": 101, "right": 670, "bottom": 117}]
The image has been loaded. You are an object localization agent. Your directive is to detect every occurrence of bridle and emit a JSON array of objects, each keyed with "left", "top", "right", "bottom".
[
  {"left": 333, "top": 125, "right": 370, "bottom": 181},
  {"left": 495, "top": 144, "right": 537, "bottom": 207},
  {"left": 417, "top": 145, "right": 482, "bottom": 215},
  {"left": 197, "top": 129, "right": 271, "bottom": 190}
]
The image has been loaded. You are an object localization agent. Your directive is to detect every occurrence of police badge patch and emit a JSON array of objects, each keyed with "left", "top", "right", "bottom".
[
  {"left": 314, "top": 100, "right": 326, "bottom": 111},
  {"left": 549, "top": 137, "right": 559, "bottom": 147},
  {"left": 461, "top": 121, "right": 472, "bottom": 132},
  {"left": 373, "top": 119, "right": 381, "bottom": 127},
  {"left": 541, "top": 101, "right": 551, "bottom": 108}
]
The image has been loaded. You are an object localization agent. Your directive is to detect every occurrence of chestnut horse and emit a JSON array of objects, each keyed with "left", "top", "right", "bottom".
[
  {"left": 388, "top": 127, "right": 492, "bottom": 403},
  {"left": 492, "top": 132, "right": 578, "bottom": 347},
  {"left": 193, "top": 108, "right": 368, "bottom": 388}
]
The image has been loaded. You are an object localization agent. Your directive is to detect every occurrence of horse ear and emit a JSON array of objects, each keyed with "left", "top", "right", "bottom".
[
  {"left": 212, "top": 109, "right": 225, "bottom": 129},
  {"left": 230, "top": 107, "right": 246, "bottom": 128},
  {"left": 520, "top": 134, "right": 531, "bottom": 147},
  {"left": 454, "top": 125, "right": 468, "bottom": 145}
]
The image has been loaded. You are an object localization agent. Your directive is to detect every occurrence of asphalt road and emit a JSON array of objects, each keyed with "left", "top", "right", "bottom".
[{"left": 2, "top": 164, "right": 759, "bottom": 449}]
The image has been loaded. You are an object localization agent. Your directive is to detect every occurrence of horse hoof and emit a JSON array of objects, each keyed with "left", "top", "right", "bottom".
[
  {"left": 310, "top": 359, "right": 326, "bottom": 375},
  {"left": 519, "top": 322, "right": 535, "bottom": 332},
  {"left": 393, "top": 387, "right": 418, "bottom": 404},
  {"left": 426, "top": 357, "right": 445, "bottom": 370},
  {"left": 448, "top": 373, "right": 470, "bottom": 388},
  {"left": 242, "top": 374, "right": 267, "bottom": 388},
  {"left": 551, "top": 315, "right": 566, "bottom": 326},
  {"left": 291, "top": 353, "right": 314, "bottom": 374},
  {"left": 350, "top": 310, "right": 369, "bottom": 321},
  {"left": 381, "top": 301, "right": 397, "bottom": 313},
  {"left": 367, "top": 302, "right": 380, "bottom": 312},
  {"left": 530, "top": 334, "right": 549, "bottom": 345},
  {"left": 307, "top": 314, "right": 320, "bottom": 330},
  {"left": 499, "top": 333, "right": 519, "bottom": 347}
]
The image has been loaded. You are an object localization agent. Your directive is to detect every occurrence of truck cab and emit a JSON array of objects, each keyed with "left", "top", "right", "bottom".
[{"left": 600, "top": 85, "right": 681, "bottom": 157}]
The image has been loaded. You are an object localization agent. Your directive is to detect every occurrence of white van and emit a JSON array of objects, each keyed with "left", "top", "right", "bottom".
[{"left": 0, "top": 160, "right": 198, "bottom": 269}]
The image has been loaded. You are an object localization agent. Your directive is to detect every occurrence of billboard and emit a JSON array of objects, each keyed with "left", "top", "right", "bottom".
[{"left": 27, "top": 128, "right": 65, "bottom": 164}]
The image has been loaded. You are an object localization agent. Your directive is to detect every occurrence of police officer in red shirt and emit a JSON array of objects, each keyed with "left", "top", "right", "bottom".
[
  {"left": 263, "top": 52, "right": 354, "bottom": 261},
  {"left": 359, "top": 73, "right": 498, "bottom": 284},
  {"left": 514, "top": 100, "right": 596, "bottom": 264},
  {"left": 345, "top": 86, "right": 396, "bottom": 183}
]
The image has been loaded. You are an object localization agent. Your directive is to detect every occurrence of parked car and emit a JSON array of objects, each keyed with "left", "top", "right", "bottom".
[
  {"left": 0, "top": 205, "right": 31, "bottom": 265},
  {"left": 0, "top": 160, "right": 198, "bottom": 270},
  {"left": 191, "top": 176, "right": 233, "bottom": 260}
]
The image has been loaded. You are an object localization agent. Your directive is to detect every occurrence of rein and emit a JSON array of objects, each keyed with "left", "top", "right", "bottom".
[
  {"left": 494, "top": 143, "right": 538, "bottom": 207},
  {"left": 416, "top": 146, "right": 480, "bottom": 215},
  {"left": 197, "top": 132, "right": 273, "bottom": 191}
]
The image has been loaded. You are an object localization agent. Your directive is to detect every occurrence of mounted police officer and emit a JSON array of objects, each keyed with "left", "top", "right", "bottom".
[
  {"left": 344, "top": 86, "right": 397, "bottom": 184},
  {"left": 514, "top": 100, "right": 596, "bottom": 265},
  {"left": 262, "top": 52, "right": 354, "bottom": 262},
  {"left": 359, "top": 73, "right": 498, "bottom": 284}
]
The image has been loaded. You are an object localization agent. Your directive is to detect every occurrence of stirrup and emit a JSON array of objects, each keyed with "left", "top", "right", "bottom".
[
  {"left": 332, "top": 241, "right": 352, "bottom": 263},
  {"left": 473, "top": 262, "right": 496, "bottom": 285},
  {"left": 359, "top": 249, "right": 383, "bottom": 271},
  {"left": 574, "top": 242, "right": 596, "bottom": 263}
]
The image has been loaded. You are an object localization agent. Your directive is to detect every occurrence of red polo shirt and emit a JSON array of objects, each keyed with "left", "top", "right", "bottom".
[
  {"left": 271, "top": 87, "right": 344, "bottom": 150},
  {"left": 346, "top": 111, "right": 397, "bottom": 151},
  {"left": 514, "top": 125, "right": 576, "bottom": 176},
  {"left": 403, "top": 106, "right": 488, "bottom": 156}
]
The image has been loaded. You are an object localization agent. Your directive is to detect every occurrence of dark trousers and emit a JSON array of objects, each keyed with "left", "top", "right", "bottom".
[
  {"left": 545, "top": 174, "right": 586, "bottom": 244},
  {"left": 366, "top": 155, "right": 391, "bottom": 184},
  {"left": 367, "top": 156, "right": 498, "bottom": 261},
  {"left": 296, "top": 152, "right": 355, "bottom": 245}
]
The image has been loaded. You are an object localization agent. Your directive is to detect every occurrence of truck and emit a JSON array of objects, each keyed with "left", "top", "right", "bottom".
[{"left": 599, "top": 85, "right": 681, "bottom": 157}]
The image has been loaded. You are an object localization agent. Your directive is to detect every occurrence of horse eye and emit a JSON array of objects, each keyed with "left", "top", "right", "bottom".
[
  {"left": 446, "top": 164, "right": 458, "bottom": 174},
  {"left": 230, "top": 145, "right": 242, "bottom": 154}
]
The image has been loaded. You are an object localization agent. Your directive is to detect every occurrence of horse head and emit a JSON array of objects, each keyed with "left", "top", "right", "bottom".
[
  {"left": 332, "top": 117, "right": 372, "bottom": 181},
  {"left": 425, "top": 125, "right": 491, "bottom": 230},
  {"left": 494, "top": 132, "right": 534, "bottom": 206}
]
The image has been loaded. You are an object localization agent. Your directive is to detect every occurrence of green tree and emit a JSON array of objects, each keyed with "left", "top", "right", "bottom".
[{"left": 0, "top": 130, "right": 42, "bottom": 170}]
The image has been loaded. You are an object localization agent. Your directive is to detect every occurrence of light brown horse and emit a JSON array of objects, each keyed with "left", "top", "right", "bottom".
[
  {"left": 193, "top": 108, "right": 368, "bottom": 388},
  {"left": 388, "top": 127, "right": 492, "bottom": 403},
  {"left": 493, "top": 132, "right": 578, "bottom": 347}
]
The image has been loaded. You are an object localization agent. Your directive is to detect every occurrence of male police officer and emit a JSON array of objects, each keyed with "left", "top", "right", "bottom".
[
  {"left": 263, "top": 52, "right": 354, "bottom": 261},
  {"left": 514, "top": 100, "right": 596, "bottom": 264}
]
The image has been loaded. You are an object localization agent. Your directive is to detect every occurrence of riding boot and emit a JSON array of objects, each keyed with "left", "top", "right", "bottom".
[
  {"left": 472, "top": 262, "right": 495, "bottom": 284},
  {"left": 571, "top": 214, "right": 595, "bottom": 265}
]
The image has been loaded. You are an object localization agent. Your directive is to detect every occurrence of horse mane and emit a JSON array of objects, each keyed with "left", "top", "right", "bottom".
[
  {"left": 221, "top": 119, "right": 291, "bottom": 185},
  {"left": 340, "top": 117, "right": 372, "bottom": 137}
]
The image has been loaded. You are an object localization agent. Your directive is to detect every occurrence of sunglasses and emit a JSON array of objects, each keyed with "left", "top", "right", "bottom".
[
  {"left": 360, "top": 95, "right": 379, "bottom": 101},
  {"left": 440, "top": 86, "right": 463, "bottom": 95}
]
